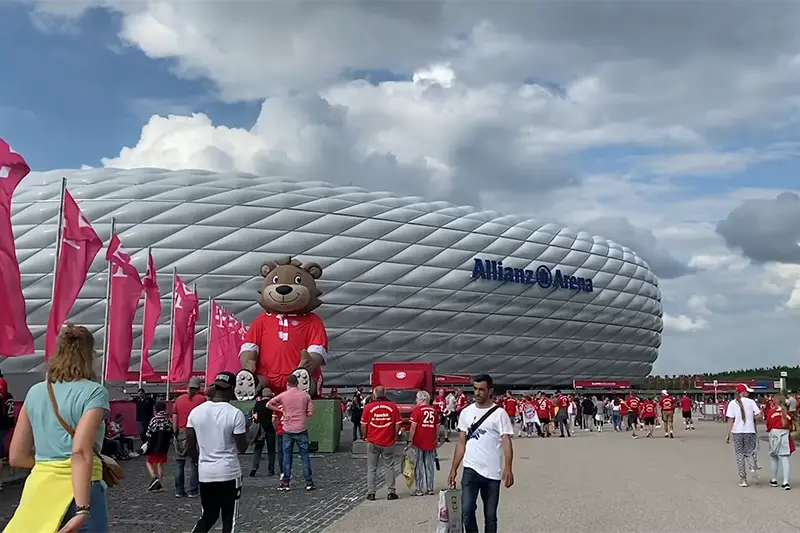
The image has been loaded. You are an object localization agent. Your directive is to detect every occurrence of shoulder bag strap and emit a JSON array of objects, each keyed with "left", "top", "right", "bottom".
[
  {"left": 466, "top": 405, "right": 500, "bottom": 439},
  {"left": 46, "top": 375, "right": 76, "bottom": 437}
]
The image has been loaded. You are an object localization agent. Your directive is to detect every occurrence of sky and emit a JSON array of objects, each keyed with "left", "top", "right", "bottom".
[{"left": 2, "top": 0, "right": 800, "bottom": 376}]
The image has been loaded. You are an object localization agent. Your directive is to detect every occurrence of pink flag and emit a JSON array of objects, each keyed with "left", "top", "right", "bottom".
[
  {"left": 139, "top": 250, "right": 161, "bottom": 378},
  {"left": 205, "top": 302, "right": 246, "bottom": 382},
  {"left": 169, "top": 275, "right": 198, "bottom": 383},
  {"left": 104, "top": 235, "right": 143, "bottom": 381},
  {"left": 45, "top": 190, "right": 103, "bottom": 359},
  {"left": 0, "top": 138, "right": 34, "bottom": 356}
]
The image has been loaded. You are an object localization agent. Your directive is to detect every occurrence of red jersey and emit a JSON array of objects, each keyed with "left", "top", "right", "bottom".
[
  {"left": 0, "top": 378, "right": 8, "bottom": 401},
  {"left": 620, "top": 401, "right": 629, "bottom": 416},
  {"left": 174, "top": 392, "right": 206, "bottom": 429},
  {"left": 362, "top": 399, "right": 402, "bottom": 447},
  {"left": 244, "top": 312, "right": 328, "bottom": 394},
  {"left": 556, "top": 395, "right": 570, "bottom": 409},
  {"left": 627, "top": 396, "right": 641, "bottom": 413},
  {"left": 273, "top": 410, "right": 284, "bottom": 436},
  {"left": 503, "top": 397, "right": 518, "bottom": 418},
  {"left": 456, "top": 394, "right": 469, "bottom": 412},
  {"left": 659, "top": 396, "right": 675, "bottom": 412},
  {"left": 410, "top": 405, "right": 438, "bottom": 451},
  {"left": 765, "top": 407, "right": 791, "bottom": 432},
  {"left": 432, "top": 396, "right": 447, "bottom": 414},
  {"left": 640, "top": 400, "right": 657, "bottom": 418},
  {"left": 536, "top": 399, "right": 552, "bottom": 419},
  {"left": 680, "top": 396, "right": 692, "bottom": 412}
]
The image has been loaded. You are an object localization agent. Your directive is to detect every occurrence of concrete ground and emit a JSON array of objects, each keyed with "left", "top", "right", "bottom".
[{"left": 324, "top": 420, "right": 800, "bottom": 533}]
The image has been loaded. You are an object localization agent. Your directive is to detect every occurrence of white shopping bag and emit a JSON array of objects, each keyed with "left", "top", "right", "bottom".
[{"left": 436, "top": 488, "right": 462, "bottom": 533}]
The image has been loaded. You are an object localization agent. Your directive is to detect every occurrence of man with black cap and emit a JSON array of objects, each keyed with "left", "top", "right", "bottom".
[
  {"left": 187, "top": 372, "right": 249, "bottom": 533},
  {"left": 173, "top": 375, "right": 206, "bottom": 498}
]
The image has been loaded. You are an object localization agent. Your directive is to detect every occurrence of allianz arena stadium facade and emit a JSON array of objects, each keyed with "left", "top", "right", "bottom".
[{"left": 4, "top": 168, "right": 662, "bottom": 388}]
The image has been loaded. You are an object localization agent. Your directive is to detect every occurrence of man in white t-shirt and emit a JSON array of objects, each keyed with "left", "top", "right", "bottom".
[
  {"left": 187, "top": 372, "right": 249, "bottom": 533},
  {"left": 449, "top": 374, "right": 514, "bottom": 533},
  {"left": 725, "top": 383, "right": 762, "bottom": 487}
]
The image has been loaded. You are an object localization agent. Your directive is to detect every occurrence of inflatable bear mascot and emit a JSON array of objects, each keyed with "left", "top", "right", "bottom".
[{"left": 235, "top": 257, "right": 328, "bottom": 401}]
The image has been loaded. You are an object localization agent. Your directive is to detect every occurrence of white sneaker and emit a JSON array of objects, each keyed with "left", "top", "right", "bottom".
[{"left": 739, "top": 480, "right": 748, "bottom": 487}]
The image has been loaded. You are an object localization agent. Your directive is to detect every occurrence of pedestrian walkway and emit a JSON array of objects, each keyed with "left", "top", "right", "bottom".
[{"left": 325, "top": 421, "right": 800, "bottom": 533}]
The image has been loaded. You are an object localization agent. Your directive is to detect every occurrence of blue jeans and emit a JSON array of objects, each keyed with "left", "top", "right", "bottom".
[
  {"left": 282, "top": 431, "right": 313, "bottom": 484},
  {"left": 175, "top": 457, "right": 199, "bottom": 496},
  {"left": 612, "top": 412, "right": 622, "bottom": 431},
  {"left": 461, "top": 467, "right": 500, "bottom": 533},
  {"left": 60, "top": 481, "right": 109, "bottom": 532}
]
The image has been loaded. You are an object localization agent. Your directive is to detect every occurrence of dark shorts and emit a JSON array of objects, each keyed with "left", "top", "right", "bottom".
[
  {"left": 539, "top": 418, "right": 550, "bottom": 425},
  {"left": 0, "top": 428, "right": 9, "bottom": 458},
  {"left": 643, "top": 417, "right": 655, "bottom": 426},
  {"left": 626, "top": 413, "right": 638, "bottom": 426},
  {"left": 682, "top": 411, "right": 692, "bottom": 419}
]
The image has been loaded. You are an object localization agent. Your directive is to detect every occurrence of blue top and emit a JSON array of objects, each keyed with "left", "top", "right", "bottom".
[{"left": 24, "top": 379, "right": 109, "bottom": 462}]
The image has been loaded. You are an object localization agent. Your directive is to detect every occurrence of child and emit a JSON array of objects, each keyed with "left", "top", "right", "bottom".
[{"left": 144, "top": 401, "right": 173, "bottom": 492}]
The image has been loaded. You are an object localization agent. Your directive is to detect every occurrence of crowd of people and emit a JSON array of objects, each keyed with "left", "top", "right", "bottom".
[{"left": 1, "top": 323, "right": 798, "bottom": 532}]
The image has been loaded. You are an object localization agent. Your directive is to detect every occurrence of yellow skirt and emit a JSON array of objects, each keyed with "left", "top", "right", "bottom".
[{"left": 4, "top": 457, "right": 102, "bottom": 533}]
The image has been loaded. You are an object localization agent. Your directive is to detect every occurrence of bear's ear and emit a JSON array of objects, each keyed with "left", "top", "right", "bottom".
[
  {"left": 261, "top": 261, "right": 279, "bottom": 278},
  {"left": 303, "top": 262, "right": 323, "bottom": 280}
]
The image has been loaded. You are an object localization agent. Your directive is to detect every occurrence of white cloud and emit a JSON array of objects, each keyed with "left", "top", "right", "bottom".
[
  {"left": 663, "top": 313, "right": 709, "bottom": 332},
  {"left": 28, "top": 0, "right": 800, "bottom": 374}
]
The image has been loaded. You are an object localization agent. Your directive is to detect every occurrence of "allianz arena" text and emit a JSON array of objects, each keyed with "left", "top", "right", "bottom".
[{"left": 471, "top": 258, "right": 595, "bottom": 293}]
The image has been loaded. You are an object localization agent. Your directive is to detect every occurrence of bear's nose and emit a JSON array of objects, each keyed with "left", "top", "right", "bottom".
[{"left": 275, "top": 285, "right": 293, "bottom": 296}]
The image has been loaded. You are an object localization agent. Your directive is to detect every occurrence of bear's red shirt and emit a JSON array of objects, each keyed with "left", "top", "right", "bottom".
[{"left": 244, "top": 312, "right": 328, "bottom": 393}]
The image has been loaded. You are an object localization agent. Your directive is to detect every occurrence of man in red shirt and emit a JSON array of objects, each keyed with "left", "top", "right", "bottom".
[
  {"left": 410, "top": 390, "right": 439, "bottom": 495},
  {"left": 555, "top": 390, "right": 571, "bottom": 438},
  {"left": 680, "top": 394, "right": 695, "bottom": 430},
  {"left": 502, "top": 392, "right": 518, "bottom": 437},
  {"left": 455, "top": 389, "right": 470, "bottom": 416},
  {"left": 658, "top": 390, "right": 676, "bottom": 438},
  {"left": 640, "top": 396, "right": 658, "bottom": 437},
  {"left": 626, "top": 393, "right": 641, "bottom": 439},
  {"left": 172, "top": 376, "right": 207, "bottom": 498},
  {"left": 361, "top": 386, "right": 402, "bottom": 501},
  {"left": 432, "top": 389, "right": 449, "bottom": 442},
  {"left": 536, "top": 393, "right": 552, "bottom": 437}
]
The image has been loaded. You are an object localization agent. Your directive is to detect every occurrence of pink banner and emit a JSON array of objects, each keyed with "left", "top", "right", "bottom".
[
  {"left": 139, "top": 251, "right": 161, "bottom": 378},
  {"left": 45, "top": 190, "right": 103, "bottom": 359},
  {"left": 0, "top": 138, "right": 34, "bottom": 356},
  {"left": 169, "top": 275, "right": 198, "bottom": 383},
  {"left": 205, "top": 301, "right": 246, "bottom": 382},
  {"left": 104, "top": 235, "right": 143, "bottom": 381}
]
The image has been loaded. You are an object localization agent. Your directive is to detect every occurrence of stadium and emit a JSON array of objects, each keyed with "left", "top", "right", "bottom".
[{"left": 4, "top": 168, "right": 663, "bottom": 389}]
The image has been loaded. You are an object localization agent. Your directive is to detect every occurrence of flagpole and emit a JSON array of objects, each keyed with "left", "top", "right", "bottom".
[
  {"left": 205, "top": 296, "right": 213, "bottom": 383},
  {"left": 166, "top": 267, "right": 177, "bottom": 399},
  {"left": 193, "top": 283, "right": 198, "bottom": 384},
  {"left": 100, "top": 218, "right": 116, "bottom": 386},
  {"left": 138, "top": 247, "right": 152, "bottom": 390},
  {"left": 50, "top": 177, "right": 67, "bottom": 303}
]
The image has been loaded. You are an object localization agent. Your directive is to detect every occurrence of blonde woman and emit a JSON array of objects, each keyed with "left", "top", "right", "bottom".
[
  {"left": 4, "top": 325, "right": 110, "bottom": 532},
  {"left": 765, "top": 394, "right": 795, "bottom": 490},
  {"left": 725, "top": 384, "right": 762, "bottom": 487}
]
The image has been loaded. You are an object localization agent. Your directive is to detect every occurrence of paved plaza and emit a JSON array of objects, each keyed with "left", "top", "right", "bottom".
[
  {"left": 326, "top": 421, "right": 800, "bottom": 533},
  {"left": 0, "top": 446, "right": 369, "bottom": 533},
  {"left": 0, "top": 421, "right": 797, "bottom": 532}
]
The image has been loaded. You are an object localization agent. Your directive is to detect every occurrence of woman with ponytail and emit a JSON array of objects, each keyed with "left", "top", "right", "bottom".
[
  {"left": 4, "top": 324, "right": 110, "bottom": 532},
  {"left": 765, "top": 394, "right": 795, "bottom": 490},
  {"left": 725, "top": 383, "right": 762, "bottom": 487}
]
